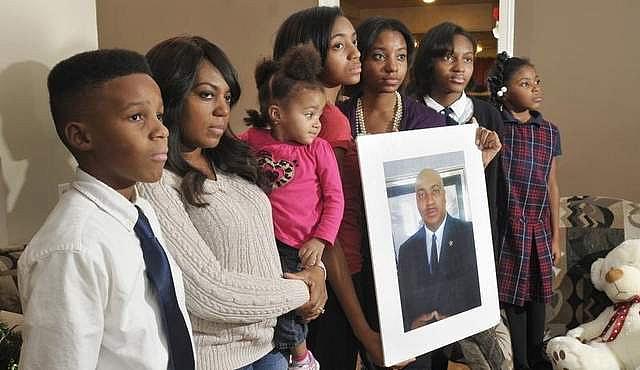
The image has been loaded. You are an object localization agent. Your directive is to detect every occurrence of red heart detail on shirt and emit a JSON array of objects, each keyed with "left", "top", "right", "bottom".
[{"left": 256, "top": 150, "right": 295, "bottom": 189}]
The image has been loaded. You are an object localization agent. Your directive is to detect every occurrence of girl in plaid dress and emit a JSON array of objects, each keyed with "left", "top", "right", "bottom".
[{"left": 489, "top": 52, "right": 561, "bottom": 370}]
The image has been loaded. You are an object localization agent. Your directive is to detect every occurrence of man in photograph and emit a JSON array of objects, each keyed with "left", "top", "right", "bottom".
[{"left": 397, "top": 168, "right": 481, "bottom": 332}]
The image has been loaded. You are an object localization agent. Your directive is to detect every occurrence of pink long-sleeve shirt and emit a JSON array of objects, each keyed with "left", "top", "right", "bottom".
[{"left": 241, "top": 128, "right": 344, "bottom": 248}]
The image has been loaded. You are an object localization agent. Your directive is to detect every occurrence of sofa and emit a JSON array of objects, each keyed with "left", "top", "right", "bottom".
[
  {"left": 454, "top": 195, "right": 640, "bottom": 370},
  {"left": 0, "top": 246, "right": 22, "bottom": 316},
  {"left": 546, "top": 195, "right": 640, "bottom": 338}
]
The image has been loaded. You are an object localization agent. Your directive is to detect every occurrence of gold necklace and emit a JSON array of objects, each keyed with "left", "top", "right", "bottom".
[{"left": 355, "top": 91, "right": 403, "bottom": 136}]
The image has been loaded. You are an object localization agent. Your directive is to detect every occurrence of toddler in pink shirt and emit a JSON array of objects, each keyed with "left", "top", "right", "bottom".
[{"left": 241, "top": 44, "right": 344, "bottom": 370}]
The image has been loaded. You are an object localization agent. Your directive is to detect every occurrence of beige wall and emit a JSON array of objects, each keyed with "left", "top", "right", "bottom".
[
  {"left": 96, "top": 0, "right": 315, "bottom": 133},
  {"left": 0, "top": 0, "right": 98, "bottom": 249},
  {"left": 0, "top": 0, "right": 317, "bottom": 248},
  {"left": 5, "top": 0, "right": 636, "bottom": 249},
  {"left": 514, "top": 0, "right": 640, "bottom": 201}
]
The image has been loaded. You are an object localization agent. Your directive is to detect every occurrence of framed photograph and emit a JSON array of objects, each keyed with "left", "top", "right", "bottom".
[{"left": 357, "top": 124, "right": 500, "bottom": 366}]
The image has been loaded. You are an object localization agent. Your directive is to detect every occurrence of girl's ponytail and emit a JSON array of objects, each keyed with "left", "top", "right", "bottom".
[
  {"left": 245, "top": 44, "right": 324, "bottom": 128},
  {"left": 488, "top": 51, "right": 510, "bottom": 109},
  {"left": 487, "top": 51, "right": 533, "bottom": 110}
]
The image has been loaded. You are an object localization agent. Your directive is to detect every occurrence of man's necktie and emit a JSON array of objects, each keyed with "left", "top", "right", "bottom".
[
  {"left": 134, "top": 206, "right": 195, "bottom": 370},
  {"left": 430, "top": 233, "right": 439, "bottom": 274},
  {"left": 441, "top": 107, "right": 456, "bottom": 125}
]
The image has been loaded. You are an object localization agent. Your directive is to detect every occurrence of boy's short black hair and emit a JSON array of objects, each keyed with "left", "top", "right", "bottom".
[
  {"left": 408, "top": 22, "right": 477, "bottom": 98},
  {"left": 47, "top": 49, "right": 152, "bottom": 149}
]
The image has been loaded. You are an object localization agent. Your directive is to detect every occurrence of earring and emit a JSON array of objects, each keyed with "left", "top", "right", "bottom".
[{"left": 496, "top": 86, "right": 508, "bottom": 97}]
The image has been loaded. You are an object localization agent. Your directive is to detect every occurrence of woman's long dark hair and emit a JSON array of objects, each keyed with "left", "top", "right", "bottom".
[
  {"left": 273, "top": 6, "right": 343, "bottom": 66},
  {"left": 146, "top": 36, "right": 259, "bottom": 207}
]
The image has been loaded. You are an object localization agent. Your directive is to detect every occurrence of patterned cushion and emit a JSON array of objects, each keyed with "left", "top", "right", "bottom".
[
  {"left": 0, "top": 247, "right": 24, "bottom": 314},
  {"left": 546, "top": 196, "right": 640, "bottom": 337}
]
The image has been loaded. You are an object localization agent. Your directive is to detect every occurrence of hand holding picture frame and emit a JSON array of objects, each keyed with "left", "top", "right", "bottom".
[{"left": 357, "top": 123, "right": 500, "bottom": 366}]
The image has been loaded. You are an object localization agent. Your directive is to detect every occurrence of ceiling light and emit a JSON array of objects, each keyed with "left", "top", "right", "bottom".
[{"left": 422, "top": 0, "right": 436, "bottom": 4}]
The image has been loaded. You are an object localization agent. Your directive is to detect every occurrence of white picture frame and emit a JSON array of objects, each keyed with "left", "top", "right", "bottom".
[{"left": 357, "top": 124, "right": 500, "bottom": 366}]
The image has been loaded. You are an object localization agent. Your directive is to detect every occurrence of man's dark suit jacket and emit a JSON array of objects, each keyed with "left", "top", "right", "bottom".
[{"left": 397, "top": 214, "right": 481, "bottom": 332}]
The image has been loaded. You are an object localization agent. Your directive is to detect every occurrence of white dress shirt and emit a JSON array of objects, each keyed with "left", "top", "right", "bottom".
[
  {"left": 424, "top": 214, "right": 448, "bottom": 267},
  {"left": 18, "top": 168, "right": 194, "bottom": 370},
  {"left": 423, "top": 91, "right": 474, "bottom": 125}
]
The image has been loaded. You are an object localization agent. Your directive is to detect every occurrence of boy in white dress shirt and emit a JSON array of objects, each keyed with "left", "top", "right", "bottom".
[{"left": 18, "top": 49, "right": 195, "bottom": 370}]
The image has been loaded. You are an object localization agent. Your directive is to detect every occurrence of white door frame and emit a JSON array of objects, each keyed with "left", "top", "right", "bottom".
[
  {"left": 318, "top": 0, "right": 340, "bottom": 6},
  {"left": 498, "top": 0, "right": 515, "bottom": 55},
  {"left": 319, "top": 0, "right": 515, "bottom": 56}
]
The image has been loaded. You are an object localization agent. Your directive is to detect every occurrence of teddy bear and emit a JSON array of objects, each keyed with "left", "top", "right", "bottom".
[{"left": 547, "top": 239, "right": 640, "bottom": 370}]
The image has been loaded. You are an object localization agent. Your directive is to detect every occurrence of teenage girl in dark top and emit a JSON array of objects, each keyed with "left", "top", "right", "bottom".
[
  {"left": 407, "top": 21, "right": 507, "bottom": 370},
  {"left": 408, "top": 21, "right": 504, "bottom": 260}
]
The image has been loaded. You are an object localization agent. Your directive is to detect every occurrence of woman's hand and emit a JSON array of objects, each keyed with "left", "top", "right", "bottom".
[
  {"left": 390, "top": 358, "right": 416, "bottom": 370},
  {"left": 475, "top": 127, "right": 502, "bottom": 167},
  {"left": 361, "top": 328, "right": 414, "bottom": 369},
  {"left": 285, "top": 265, "right": 327, "bottom": 322},
  {"left": 410, "top": 311, "right": 436, "bottom": 330}
]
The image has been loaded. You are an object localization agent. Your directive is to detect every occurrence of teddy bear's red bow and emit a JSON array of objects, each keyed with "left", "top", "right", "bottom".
[{"left": 599, "top": 295, "right": 640, "bottom": 342}]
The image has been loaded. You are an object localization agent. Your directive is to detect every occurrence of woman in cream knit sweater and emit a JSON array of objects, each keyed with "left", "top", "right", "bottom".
[{"left": 140, "top": 36, "right": 327, "bottom": 370}]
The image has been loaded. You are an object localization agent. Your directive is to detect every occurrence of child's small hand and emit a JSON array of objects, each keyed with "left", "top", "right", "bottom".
[
  {"left": 475, "top": 127, "right": 502, "bottom": 167},
  {"left": 551, "top": 239, "right": 561, "bottom": 266},
  {"left": 298, "top": 238, "right": 325, "bottom": 268}
]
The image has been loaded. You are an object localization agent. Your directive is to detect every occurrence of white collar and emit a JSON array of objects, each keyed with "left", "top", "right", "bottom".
[
  {"left": 423, "top": 95, "right": 446, "bottom": 112},
  {"left": 72, "top": 168, "right": 141, "bottom": 231},
  {"left": 423, "top": 92, "right": 474, "bottom": 124},
  {"left": 424, "top": 213, "right": 447, "bottom": 239}
]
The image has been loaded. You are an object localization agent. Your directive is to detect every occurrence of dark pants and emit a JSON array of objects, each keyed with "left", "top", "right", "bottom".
[
  {"left": 504, "top": 302, "right": 549, "bottom": 370},
  {"left": 274, "top": 241, "right": 307, "bottom": 351},
  {"left": 307, "top": 271, "right": 365, "bottom": 369},
  {"left": 359, "top": 255, "right": 450, "bottom": 370},
  {"left": 402, "top": 347, "right": 452, "bottom": 370}
]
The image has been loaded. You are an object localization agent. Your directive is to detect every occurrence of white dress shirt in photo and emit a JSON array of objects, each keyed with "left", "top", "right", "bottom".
[{"left": 424, "top": 214, "right": 448, "bottom": 267}]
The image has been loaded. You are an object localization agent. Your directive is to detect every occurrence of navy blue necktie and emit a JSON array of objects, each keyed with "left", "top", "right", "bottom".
[
  {"left": 134, "top": 206, "right": 195, "bottom": 370},
  {"left": 441, "top": 107, "right": 456, "bottom": 125},
  {"left": 430, "top": 233, "right": 438, "bottom": 274}
]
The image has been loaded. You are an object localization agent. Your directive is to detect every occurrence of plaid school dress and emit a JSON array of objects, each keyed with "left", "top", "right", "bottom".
[{"left": 497, "top": 110, "right": 561, "bottom": 306}]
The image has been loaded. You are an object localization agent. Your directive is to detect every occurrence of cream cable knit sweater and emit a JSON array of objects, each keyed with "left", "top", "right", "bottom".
[{"left": 139, "top": 169, "right": 309, "bottom": 369}]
